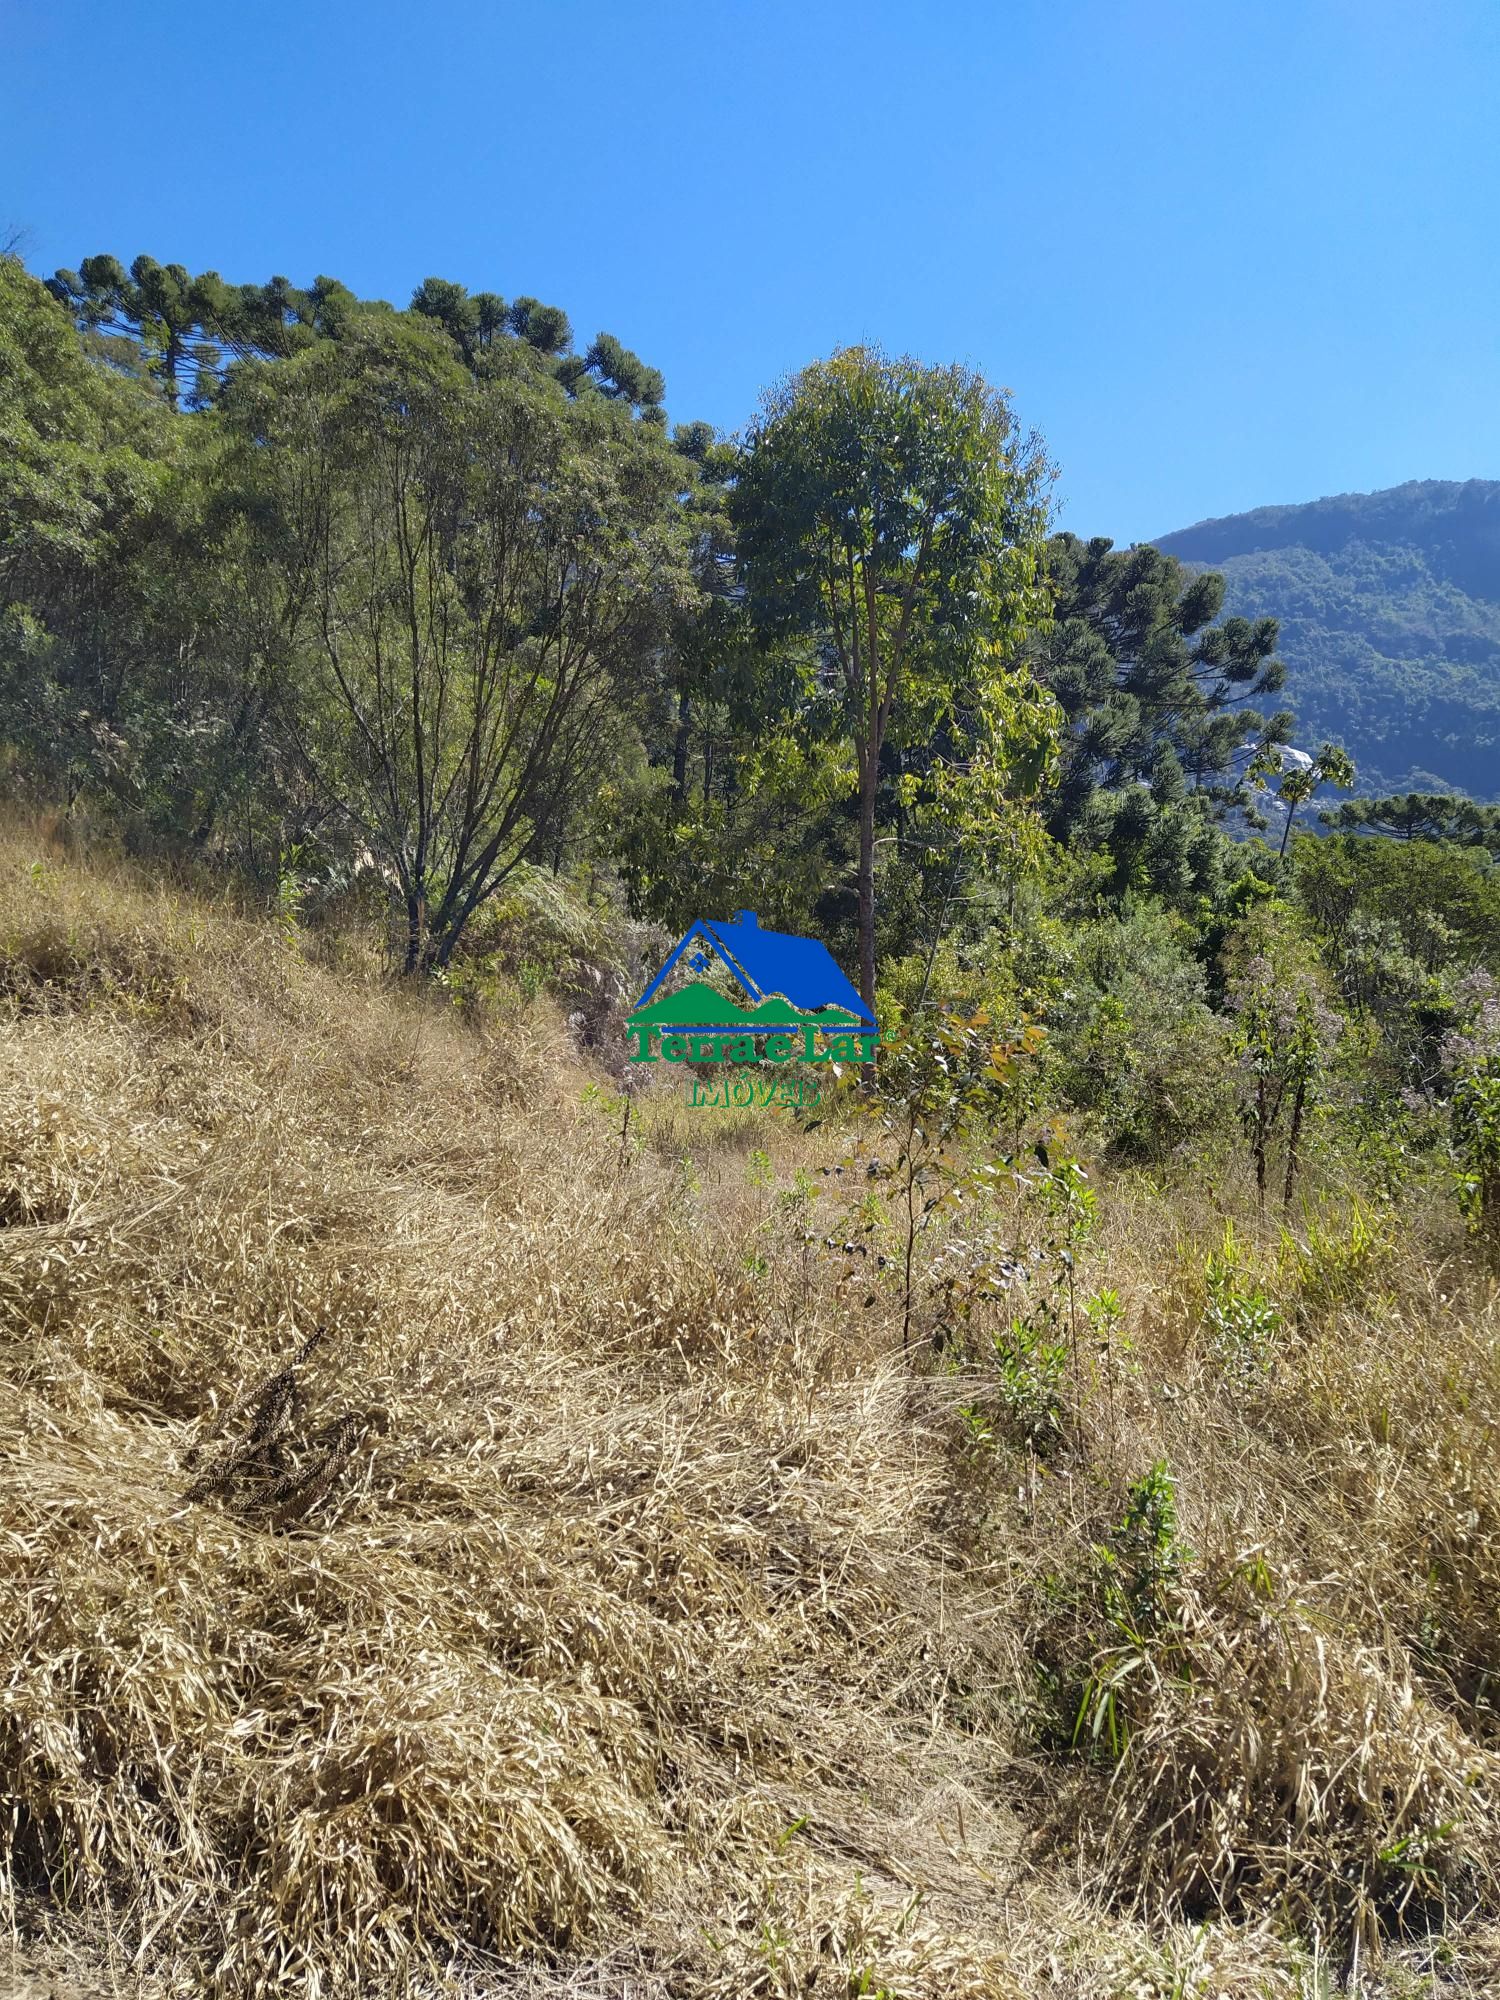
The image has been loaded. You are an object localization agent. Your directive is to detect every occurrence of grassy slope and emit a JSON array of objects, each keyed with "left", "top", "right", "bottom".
[{"left": 1, "top": 825, "right": 1498, "bottom": 1999}]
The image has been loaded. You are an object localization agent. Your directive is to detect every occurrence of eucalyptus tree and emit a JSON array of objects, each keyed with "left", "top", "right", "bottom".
[
  {"left": 0, "top": 255, "right": 186, "bottom": 805},
  {"left": 733, "top": 346, "right": 1054, "bottom": 1015},
  {"left": 221, "top": 319, "right": 699, "bottom": 971}
]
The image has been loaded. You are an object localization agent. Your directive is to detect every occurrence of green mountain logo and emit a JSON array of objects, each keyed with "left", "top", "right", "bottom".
[
  {"left": 627, "top": 982, "right": 754, "bottom": 1028},
  {"left": 738, "top": 993, "right": 800, "bottom": 1024},
  {"left": 627, "top": 981, "right": 860, "bottom": 1031},
  {"left": 749, "top": 997, "right": 860, "bottom": 1027}
]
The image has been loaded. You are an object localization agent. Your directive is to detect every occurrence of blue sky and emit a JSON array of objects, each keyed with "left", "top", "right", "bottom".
[{"left": 3, "top": 0, "right": 1497, "bottom": 544}]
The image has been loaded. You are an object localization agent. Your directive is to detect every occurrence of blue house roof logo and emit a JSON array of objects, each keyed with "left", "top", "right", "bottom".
[{"left": 630, "top": 910, "right": 875, "bottom": 1031}]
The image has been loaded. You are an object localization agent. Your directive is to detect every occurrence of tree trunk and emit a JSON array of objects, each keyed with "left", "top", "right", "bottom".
[
  {"left": 1283, "top": 1078, "right": 1307, "bottom": 1211},
  {"left": 403, "top": 889, "right": 426, "bottom": 975},
  {"left": 672, "top": 690, "right": 691, "bottom": 805},
  {"left": 1482, "top": 1171, "right": 1500, "bottom": 1274},
  {"left": 857, "top": 741, "right": 877, "bottom": 1023},
  {"left": 1254, "top": 1077, "right": 1268, "bottom": 1211}
]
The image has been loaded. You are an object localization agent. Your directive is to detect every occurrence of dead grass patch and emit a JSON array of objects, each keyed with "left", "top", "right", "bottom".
[{"left": 2, "top": 825, "right": 1498, "bottom": 1996}]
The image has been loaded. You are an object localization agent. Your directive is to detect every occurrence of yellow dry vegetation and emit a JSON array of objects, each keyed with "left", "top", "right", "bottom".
[{"left": 1, "top": 824, "right": 1498, "bottom": 1998}]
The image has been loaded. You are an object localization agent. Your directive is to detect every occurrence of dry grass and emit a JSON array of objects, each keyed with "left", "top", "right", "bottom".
[{"left": 1, "top": 822, "right": 1498, "bottom": 1998}]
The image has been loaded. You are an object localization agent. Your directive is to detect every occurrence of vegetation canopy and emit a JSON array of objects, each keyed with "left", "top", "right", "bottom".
[{"left": 2, "top": 242, "right": 1499, "bottom": 2000}]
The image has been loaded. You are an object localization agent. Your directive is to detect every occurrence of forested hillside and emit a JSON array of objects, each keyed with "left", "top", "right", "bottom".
[
  {"left": 1156, "top": 481, "right": 1500, "bottom": 798},
  {"left": 1, "top": 248, "right": 1305, "bottom": 989},
  {"left": 5, "top": 248, "right": 1500, "bottom": 1999}
]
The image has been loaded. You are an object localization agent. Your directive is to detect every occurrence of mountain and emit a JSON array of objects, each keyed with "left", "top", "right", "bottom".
[{"left": 1154, "top": 480, "right": 1500, "bottom": 799}]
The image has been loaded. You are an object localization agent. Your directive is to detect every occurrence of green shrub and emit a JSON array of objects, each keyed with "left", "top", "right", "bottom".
[{"left": 1202, "top": 1223, "right": 1284, "bottom": 1378}]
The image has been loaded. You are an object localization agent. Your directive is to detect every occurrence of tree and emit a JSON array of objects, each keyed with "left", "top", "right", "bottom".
[
  {"left": 410, "top": 275, "right": 484, "bottom": 362},
  {"left": 733, "top": 347, "right": 1052, "bottom": 1017},
  {"left": 408, "top": 279, "right": 667, "bottom": 418},
  {"left": 582, "top": 333, "right": 665, "bottom": 413},
  {"left": 506, "top": 296, "right": 573, "bottom": 355},
  {"left": 1224, "top": 909, "right": 1344, "bottom": 1211},
  {"left": 221, "top": 321, "right": 698, "bottom": 971},
  {"left": 1444, "top": 975, "right": 1500, "bottom": 1266},
  {"left": 1321, "top": 792, "right": 1500, "bottom": 847},
  {"left": 410, "top": 279, "right": 575, "bottom": 369},
  {"left": 44, "top": 253, "right": 366, "bottom": 409},
  {"left": 1033, "top": 534, "right": 1291, "bottom": 833},
  {"left": 612, "top": 420, "right": 860, "bottom": 939},
  {"left": 0, "top": 255, "right": 181, "bottom": 806},
  {"left": 46, "top": 254, "right": 214, "bottom": 410},
  {"left": 1254, "top": 741, "right": 1356, "bottom": 856}
]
